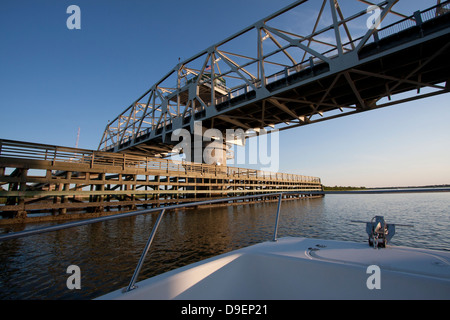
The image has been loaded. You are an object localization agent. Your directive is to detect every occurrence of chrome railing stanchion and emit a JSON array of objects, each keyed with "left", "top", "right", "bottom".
[
  {"left": 273, "top": 193, "right": 283, "bottom": 242},
  {"left": 125, "top": 208, "right": 166, "bottom": 292}
]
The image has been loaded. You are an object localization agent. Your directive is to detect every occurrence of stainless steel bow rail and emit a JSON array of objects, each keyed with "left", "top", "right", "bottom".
[{"left": 0, "top": 192, "right": 296, "bottom": 293}]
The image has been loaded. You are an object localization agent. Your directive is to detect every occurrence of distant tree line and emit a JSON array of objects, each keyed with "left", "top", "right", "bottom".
[{"left": 323, "top": 186, "right": 366, "bottom": 191}]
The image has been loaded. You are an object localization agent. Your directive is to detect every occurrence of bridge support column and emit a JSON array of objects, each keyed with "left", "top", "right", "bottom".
[
  {"left": 189, "top": 137, "right": 227, "bottom": 167},
  {"left": 5, "top": 168, "right": 28, "bottom": 219}
]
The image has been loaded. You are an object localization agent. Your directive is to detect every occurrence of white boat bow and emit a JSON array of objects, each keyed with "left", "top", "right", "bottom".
[{"left": 97, "top": 237, "right": 450, "bottom": 300}]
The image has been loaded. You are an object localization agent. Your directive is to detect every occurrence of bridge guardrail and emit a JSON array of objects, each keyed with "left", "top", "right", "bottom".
[{"left": 0, "top": 139, "right": 321, "bottom": 183}]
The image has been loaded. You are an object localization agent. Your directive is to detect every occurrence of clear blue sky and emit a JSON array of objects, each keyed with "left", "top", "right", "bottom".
[{"left": 1, "top": 0, "right": 449, "bottom": 188}]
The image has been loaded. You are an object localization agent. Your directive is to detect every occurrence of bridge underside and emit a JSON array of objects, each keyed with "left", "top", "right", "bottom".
[{"left": 229, "top": 33, "right": 450, "bottom": 129}]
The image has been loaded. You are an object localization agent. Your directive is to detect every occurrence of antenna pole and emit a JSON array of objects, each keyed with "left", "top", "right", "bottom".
[{"left": 75, "top": 127, "right": 80, "bottom": 148}]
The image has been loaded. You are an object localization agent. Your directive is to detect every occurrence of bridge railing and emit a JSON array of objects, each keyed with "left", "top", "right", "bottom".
[
  {"left": 377, "top": 13, "right": 417, "bottom": 39},
  {"left": 376, "top": 0, "right": 450, "bottom": 39},
  {"left": 0, "top": 139, "right": 94, "bottom": 164},
  {"left": 0, "top": 139, "right": 321, "bottom": 184},
  {"left": 422, "top": 1, "right": 450, "bottom": 21},
  {"left": 222, "top": 0, "right": 450, "bottom": 105}
]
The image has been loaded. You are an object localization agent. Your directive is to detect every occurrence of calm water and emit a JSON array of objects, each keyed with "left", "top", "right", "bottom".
[{"left": 0, "top": 193, "right": 448, "bottom": 300}]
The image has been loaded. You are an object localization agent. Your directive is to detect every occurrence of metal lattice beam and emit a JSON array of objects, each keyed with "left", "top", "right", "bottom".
[{"left": 99, "top": 0, "right": 450, "bottom": 157}]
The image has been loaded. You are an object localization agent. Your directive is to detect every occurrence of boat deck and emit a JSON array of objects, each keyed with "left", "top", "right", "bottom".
[{"left": 97, "top": 237, "right": 450, "bottom": 300}]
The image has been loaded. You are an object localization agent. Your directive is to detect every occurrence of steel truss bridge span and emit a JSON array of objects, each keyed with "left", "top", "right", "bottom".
[{"left": 99, "top": 0, "right": 450, "bottom": 158}]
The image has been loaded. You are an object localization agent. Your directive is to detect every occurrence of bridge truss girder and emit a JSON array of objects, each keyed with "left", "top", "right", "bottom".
[{"left": 99, "top": 0, "right": 450, "bottom": 157}]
